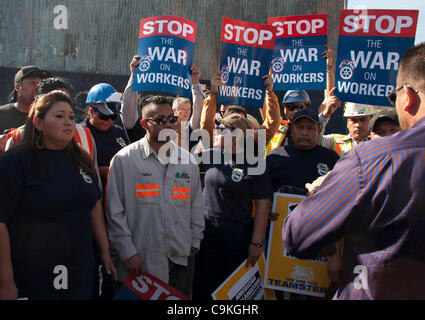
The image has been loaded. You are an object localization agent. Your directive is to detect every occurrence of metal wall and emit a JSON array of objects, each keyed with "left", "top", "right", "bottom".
[
  {"left": 0, "top": 0, "right": 347, "bottom": 133},
  {"left": 0, "top": 0, "right": 345, "bottom": 79}
]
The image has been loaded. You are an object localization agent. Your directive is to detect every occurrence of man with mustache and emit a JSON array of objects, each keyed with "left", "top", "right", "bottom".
[{"left": 266, "top": 109, "right": 339, "bottom": 195}]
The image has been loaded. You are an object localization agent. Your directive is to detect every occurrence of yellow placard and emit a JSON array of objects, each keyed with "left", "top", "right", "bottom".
[
  {"left": 212, "top": 254, "right": 276, "bottom": 300},
  {"left": 264, "top": 193, "right": 331, "bottom": 297}
]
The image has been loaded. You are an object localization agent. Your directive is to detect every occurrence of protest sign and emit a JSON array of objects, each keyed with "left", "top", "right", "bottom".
[
  {"left": 212, "top": 254, "right": 276, "bottom": 300},
  {"left": 335, "top": 9, "right": 418, "bottom": 106},
  {"left": 133, "top": 16, "right": 196, "bottom": 98},
  {"left": 114, "top": 272, "right": 189, "bottom": 300},
  {"left": 264, "top": 193, "right": 331, "bottom": 297},
  {"left": 268, "top": 14, "right": 327, "bottom": 90},
  {"left": 218, "top": 17, "right": 276, "bottom": 108}
]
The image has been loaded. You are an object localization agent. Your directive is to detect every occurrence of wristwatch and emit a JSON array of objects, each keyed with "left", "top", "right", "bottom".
[
  {"left": 191, "top": 247, "right": 199, "bottom": 254},
  {"left": 250, "top": 241, "right": 262, "bottom": 248}
]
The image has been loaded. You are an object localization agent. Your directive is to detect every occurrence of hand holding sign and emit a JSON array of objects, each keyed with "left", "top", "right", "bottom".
[
  {"left": 191, "top": 64, "right": 201, "bottom": 84},
  {"left": 263, "top": 74, "right": 274, "bottom": 92},
  {"left": 130, "top": 55, "right": 140, "bottom": 75},
  {"left": 124, "top": 253, "right": 145, "bottom": 277},
  {"left": 211, "top": 70, "right": 224, "bottom": 94},
  {"left": 321, "top": 87, "right": 341, "bottom": 118}
]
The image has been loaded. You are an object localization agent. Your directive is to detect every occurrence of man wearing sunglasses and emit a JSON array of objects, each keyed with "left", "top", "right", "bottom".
[
  {"left": 264, "top": 88, "right": 340, "bottom": 155},
  {"left": 282, "top": 42, "right": 425, "bottom": 299},
  {"left": 105, "top": 95, "right": 205, "bottom": 298},
  {"left": 83, "top": 83, "right": 129, "bottom": 189}
]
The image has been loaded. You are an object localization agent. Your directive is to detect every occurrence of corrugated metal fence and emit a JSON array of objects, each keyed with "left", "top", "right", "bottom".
[{"left": 0, "top": 0, "right": 345, "bottom": 79}]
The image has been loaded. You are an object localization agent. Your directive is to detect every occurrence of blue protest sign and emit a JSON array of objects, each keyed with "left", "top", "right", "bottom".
[
  {"left": 335, "top": 9, "right": 418, "bottom": 106},
  {"left": 133, "top": 16, "right": 197, "bottom": 98},
  {"left": 268, "top": 14, "right": 328, "bottom": 90},
  {"left": 218, "top": 17, "right": 276, "bottom": 108}
]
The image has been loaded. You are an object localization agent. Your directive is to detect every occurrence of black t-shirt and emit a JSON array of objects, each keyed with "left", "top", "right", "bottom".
[
  {"left": 82, "top": 121, "right": 129, "bottom": 167},
  {"left": 0, "top": 103, "right": 27, "bottom": 134},
  {"left": 126, "top": 118, "right": 146, "bottom": 143},
  {"left": 0, "top": 147, "right": 101, "bottom": 290},
  {"left": 266, "top": 144, "right": 340, "bottom": 194},
  {"left": 199, "top": 148, "right": 273, "bottom": 254}
]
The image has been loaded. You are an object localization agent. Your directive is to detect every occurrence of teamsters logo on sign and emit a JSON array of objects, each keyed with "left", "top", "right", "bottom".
[
  {"left": 335, "top": 9, "right": 418, "bottom": 106},
  {"left": 268, "top": 14, "right": 328, "bottom": 90},
  {"left": 218, "top": 17, "right": 276, "bottom": 108},
  {"left": 133, "top": 16, "right": 197, "bottom": 98}
]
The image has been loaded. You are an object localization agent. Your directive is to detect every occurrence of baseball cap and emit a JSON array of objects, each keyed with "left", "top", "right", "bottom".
[
  {"left": 14, "top": 65, "right": 52, "bottom": 83},
  {"left": 343, "top": 102, "right": 374, "bottom": 117},
  {"left": 369, "top": 111, "right": 399, "bottom": 132},
  {"left": 94, "top": 103, "right": 121, "bottom": 116},
  {"left": 292, "top": 109, "right": 319, "bottom": 124},
  {"left": 217, "top": 113, "right": 253, "bottom": 132}
]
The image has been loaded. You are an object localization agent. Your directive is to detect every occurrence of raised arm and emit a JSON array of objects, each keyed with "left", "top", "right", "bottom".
[
  {"left": 189, "top": 65, "right": 205, "bottom": 131},
  {"left": 121, "top": 55, "right": 140, "bottom": 130}
]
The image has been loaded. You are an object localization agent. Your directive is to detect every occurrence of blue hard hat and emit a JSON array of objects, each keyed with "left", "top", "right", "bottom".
[
  {"left": 85, "top": 83, "right": 122, "bottom": 105},
  {"left": 282, "top": 90, "right": 311, "bottom": 105}
]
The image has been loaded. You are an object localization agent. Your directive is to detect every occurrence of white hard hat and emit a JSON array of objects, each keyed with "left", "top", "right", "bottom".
[{"left": 343, "top": 102, "right": 375, "bottom": 117}]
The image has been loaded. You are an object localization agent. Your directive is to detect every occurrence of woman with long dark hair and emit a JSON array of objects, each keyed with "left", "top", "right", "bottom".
[{"left": 0, "top": 90, "right": 116, "bottom": 300}]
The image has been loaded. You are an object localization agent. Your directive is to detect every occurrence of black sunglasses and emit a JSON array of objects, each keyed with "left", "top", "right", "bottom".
[
  {"left": 285, "top": 104, "right": 306, "bottom": 112},
  {"left": 97, "top": 111, "right": 118, "bottom": 121},
  {"left": 145, "top": 114, "right": 178, "bottom": 125},
  {"left": 387, "top": 84, "right": 419, "bottom": 106}
]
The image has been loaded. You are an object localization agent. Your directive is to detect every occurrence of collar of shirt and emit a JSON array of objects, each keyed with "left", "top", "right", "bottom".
[
  {"left": 139, "top": 137, "right": 184, "bottom": 164},
  {"left": 411, "top": 116, "right": 425, "bottom": 129},
  {"left": 342, "top": 134, "right": 366, "bottom": 145}
]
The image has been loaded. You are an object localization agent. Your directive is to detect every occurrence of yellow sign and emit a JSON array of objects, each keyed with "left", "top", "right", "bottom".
[
  {"left": 212, "top": 254, "right": 276, "bottom": 300},
  {"left": 264, "top": 193, "right": 331, "bottom": 297}
]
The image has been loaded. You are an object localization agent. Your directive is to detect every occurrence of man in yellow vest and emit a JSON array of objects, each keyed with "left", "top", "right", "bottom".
[{"left": 320, "top": 102, "right": 375, "bottom": 156}]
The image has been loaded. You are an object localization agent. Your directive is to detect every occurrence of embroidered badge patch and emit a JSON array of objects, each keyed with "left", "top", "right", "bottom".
[
  {"left": 231, "top": 168, "right": 244, "bottom": 182},
  {"left": 317, "top": 163, "right": 329, "bottom": 176},
  {"left": 79, "top": 167, "right": 93, "bottom": 184}
]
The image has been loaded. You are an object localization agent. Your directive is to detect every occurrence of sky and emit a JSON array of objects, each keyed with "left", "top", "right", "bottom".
[{"left": 347, "top": 0, "right": 425, "bottom": 44}]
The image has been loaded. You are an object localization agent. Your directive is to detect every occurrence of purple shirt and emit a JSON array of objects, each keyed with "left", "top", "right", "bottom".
[{"left": 283, "top": 117, "right": 425, "bottom": 299}]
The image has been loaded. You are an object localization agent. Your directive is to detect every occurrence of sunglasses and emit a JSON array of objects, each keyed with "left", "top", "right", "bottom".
[
  {"left": 97, "top": 111, "right": 118, "bottom": 121},
  {"left": 145, "top": 114, "right": 178, "bottom": 125},
  {"left": 387, "top": 84, "right": 419, "bottom": 106},
  {"left": 285, "top": 104, "right": 306, "bottom": 112}
]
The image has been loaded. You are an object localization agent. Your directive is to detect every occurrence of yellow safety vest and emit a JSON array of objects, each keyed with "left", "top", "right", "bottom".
[
  {"left": 332, "top": 134, "right": 354, "bottom": 157},
  {"left": 265, "top": 119, "right": 289, "bottom": 156}
]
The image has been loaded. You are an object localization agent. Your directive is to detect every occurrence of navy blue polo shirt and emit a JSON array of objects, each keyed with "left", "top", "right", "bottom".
[
  {"left": 82, "top": 121, "right": 129, "bottom": 167},
  {"left": 266, "top": 144, "right": 339, "bottom": 194},
  {"left": 0, "top": 147, "right": 101, "bottom": 291},
  {"left": 199, "top": 148, "right": 273, "bottom": 254}
]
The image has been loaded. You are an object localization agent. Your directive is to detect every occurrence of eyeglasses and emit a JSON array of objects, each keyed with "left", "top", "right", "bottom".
[
  {"left": 388, "top": 84, "right": 419, "bottom": 106},
  {"left": 285, "top": 104, "right": 306, "bottom": 112},
  {"left": 145, "top": 114, "right": 178, "bottom": 125},
  {"left": 97, "top": 111, "right": 118, "bottom": 121}
]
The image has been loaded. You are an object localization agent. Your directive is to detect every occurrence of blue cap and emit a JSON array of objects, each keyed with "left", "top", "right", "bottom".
[
  {"left": 85, "top": 83, "right": 122, "bottom": 105},
  {"left": 282, "top": 90, "right": 311, "bottom": 105}
]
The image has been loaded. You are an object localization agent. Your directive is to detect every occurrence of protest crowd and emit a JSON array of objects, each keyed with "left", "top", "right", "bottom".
[{"left": 0, "top": 10, "right": 424, "bottom": 301}]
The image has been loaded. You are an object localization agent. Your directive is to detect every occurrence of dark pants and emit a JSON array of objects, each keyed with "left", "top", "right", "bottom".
[
  {"left": 192, "top": 248, "right": 246, "bottom": 300},
  {"left": 168, "top": 255, "right": 195, "bottom": 299},
  {"left": 19, "top": 272, "right": 94, "bottom": 300}
]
